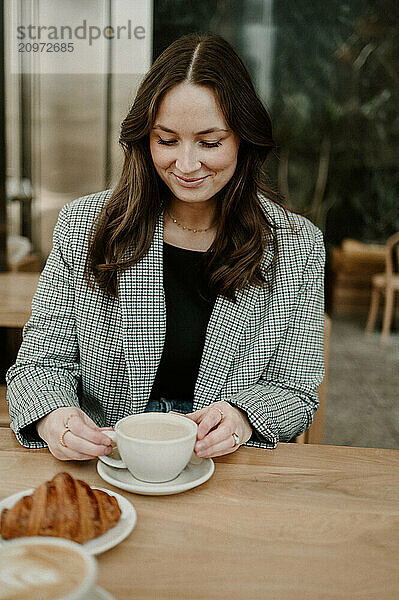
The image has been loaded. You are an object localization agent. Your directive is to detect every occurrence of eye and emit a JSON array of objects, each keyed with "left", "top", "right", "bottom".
[
  {"left": 201, "top": 141, "right": 222, "bottom": 148},
  {"left": 156, "top": 138, "right": 175, "bottom": 146},
  {"left": 156, "top": 138, "right": 222, "bottom": 148}
]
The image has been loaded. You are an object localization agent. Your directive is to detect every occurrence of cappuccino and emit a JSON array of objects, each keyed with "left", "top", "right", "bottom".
[
  {"left": 0, "top": 538, "right": 96, "bottom": 600},
  {"left": 120, "top": 418, "right": 192, "bottom": 441}
]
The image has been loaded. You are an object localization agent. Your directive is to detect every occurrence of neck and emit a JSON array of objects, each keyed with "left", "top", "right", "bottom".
[{"left": 166, "top": 196, "right": 217, "bottom": 230}]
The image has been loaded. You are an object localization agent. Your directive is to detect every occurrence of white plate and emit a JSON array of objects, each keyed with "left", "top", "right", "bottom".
[
  {"left": 0, "top": 487, "right": 136, "bottom": 555},
  {"left": 97, "top": 457, "right": 214, "bottom": 495}
]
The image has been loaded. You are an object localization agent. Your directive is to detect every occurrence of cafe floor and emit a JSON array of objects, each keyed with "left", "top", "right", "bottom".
[{"left": 324, "top": 314, "right": 399, "bottom": 450}]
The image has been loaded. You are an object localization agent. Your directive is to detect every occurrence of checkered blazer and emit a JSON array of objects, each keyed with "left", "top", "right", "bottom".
[{"left": 6, "top": 188, "right": 325, "bottom": 450}]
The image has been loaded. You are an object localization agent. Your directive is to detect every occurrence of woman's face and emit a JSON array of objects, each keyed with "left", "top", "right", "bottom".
[{"left": 149, "top": 82, "right": 240, "bottom": 205}]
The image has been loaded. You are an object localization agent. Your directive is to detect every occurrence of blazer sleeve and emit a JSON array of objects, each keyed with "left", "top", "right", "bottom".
[
  {"left": 6, "top": 203, "right": 81, "bottom": 448},
  {"left": 228, "top": 227, "right": 326, "bottom": 449}
]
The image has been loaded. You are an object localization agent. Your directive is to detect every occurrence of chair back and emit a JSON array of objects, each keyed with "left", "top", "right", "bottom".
[
  {"left": 295, "top": 313, "right": 331, "bottom": 444},
  {"left": 386, "top": 232, "right": 399, "bottom": 279}
]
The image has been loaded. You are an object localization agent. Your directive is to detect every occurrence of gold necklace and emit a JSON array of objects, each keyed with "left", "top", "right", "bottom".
[{"left": 167, "top": 210, "right": 214, "bottom": 233}]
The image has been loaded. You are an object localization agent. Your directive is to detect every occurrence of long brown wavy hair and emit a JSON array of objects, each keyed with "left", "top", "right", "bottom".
[{"left": 84, "top": 33, "right": 283, "bottom": 302}]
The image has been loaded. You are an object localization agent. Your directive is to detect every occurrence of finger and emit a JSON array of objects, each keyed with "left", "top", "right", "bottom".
[
  {"left": 50, "top": 444, "right": 97, "bottom": 461},
  {"left": 98, "top": 427, "right": 114, "bottom": 444},
  {"left": 62, "top": 448, "right": 97, "bottom": 461},
  {"left": 80, "top": 412, "right": 112, "bottom": 435},
  {"left": 168, "top": 410, "right": 205, "bottom": 422},
  {"left": 62, "top": 431, "right": 112, "bottom": 457},
  {"left": 198, "top": 442, "right": 237, "bottom": 458},
  {"left": 80, "top": 412, "right": 103, "bottom": 429},
  {"left": 184, "top": 408, "right": 207, "bottom": 418},
  {"left": 196, "top": 434, "right": 239, "bottom": 458},
  {"left": 195, "top": 424, "right": 231, "bottom": 453},
  {"left": 197, "top": 407, "right": 225, "bottom": 440},
  {"left": 168, "top": 410, "right": 209, "bottom": 430},
  {"left": 67, "top": 417, "right": 113, "bottom": 446}
]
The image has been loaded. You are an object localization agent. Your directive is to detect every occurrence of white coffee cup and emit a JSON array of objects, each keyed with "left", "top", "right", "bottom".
[
  {"left": 105, "top": 412, "right": 198, "bottom": 483},
  {"left": 0, "top": 536, "right": 97, "bottom": 600}
]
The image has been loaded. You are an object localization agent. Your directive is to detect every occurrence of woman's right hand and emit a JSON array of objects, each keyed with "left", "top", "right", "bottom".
[{"left": 36, "top": 407, "right": 113, "bottom": 461}]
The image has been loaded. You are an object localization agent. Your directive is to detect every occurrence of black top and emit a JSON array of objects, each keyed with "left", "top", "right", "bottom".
[{"left": 149, "top": 242, "right": 217, "bottom": 404}]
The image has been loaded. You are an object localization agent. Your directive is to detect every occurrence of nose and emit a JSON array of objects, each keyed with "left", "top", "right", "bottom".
[{"left": 175, "top": 143, "right": 202, "bottom": 174}]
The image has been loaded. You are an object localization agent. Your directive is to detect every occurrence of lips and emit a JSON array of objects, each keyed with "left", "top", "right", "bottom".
[
  {"left": 171, "top": 173, "right": 210, "bottom": 188},
  {"left": 174, "top": 174, "right": 208, "bottom": 182}
]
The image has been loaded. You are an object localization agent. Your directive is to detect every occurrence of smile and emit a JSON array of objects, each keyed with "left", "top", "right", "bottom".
[{"left": 173, "top": 174, "right": 209, "bottom": 188}]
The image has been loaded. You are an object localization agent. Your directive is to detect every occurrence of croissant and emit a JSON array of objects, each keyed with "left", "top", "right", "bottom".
[{"left": 0, "top": 472, "right": 121, "bottom": 544}]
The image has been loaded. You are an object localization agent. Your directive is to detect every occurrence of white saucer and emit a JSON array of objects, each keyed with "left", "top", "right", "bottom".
[
  {"left": 92, "top": 586, "right": 115, "bottom": 600},
  {"left": 0, "top": 487, "right": 136, "bottom": 555},
  {"left": 97, "top": 457, "right": 215, "bottom": 495},
  {"left": 91, "top": 586, "right": 114, "bottom": 600}
]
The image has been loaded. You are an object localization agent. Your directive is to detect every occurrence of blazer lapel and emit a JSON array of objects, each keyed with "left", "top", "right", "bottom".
[
  {"left": 193, "top": 241, "right": 275, "bottom": 407},
  {"left": 118, "top": 210, "right": 166, "bottom": 411}
]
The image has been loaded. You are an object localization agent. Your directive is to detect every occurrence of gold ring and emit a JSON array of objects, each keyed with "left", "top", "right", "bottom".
[
  {"left": 60, "top": 428, "right": 69, "bottom": 448},
  {"left": 215, "top": 407, "right": 224, "bottom": 421},
  {"left": 232, "top": 432, "right": 240, "bottom": 447}
]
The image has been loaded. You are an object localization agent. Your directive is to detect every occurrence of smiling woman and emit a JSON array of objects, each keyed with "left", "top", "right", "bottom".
[
  {"left": 6, "top": 33, "right": 325, "bottom": 462},
  {"left": 149, "top": 83, "right": 240, "bottom": 251},
  {"left": 149, "top": 84, "right": 239, "bottom": 196}
]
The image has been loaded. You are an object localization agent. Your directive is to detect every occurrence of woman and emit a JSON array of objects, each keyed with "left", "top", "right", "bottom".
[{"left": 6, "top": 33, "right": 325, "bottom": 461}]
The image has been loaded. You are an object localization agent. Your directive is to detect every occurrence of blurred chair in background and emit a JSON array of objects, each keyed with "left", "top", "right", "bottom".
[
  {"left": 0, "top": 272, "right": 40, "bottom": 426},
  {"left": 330, "top": 239, "right": 385, "bottom": 317},
  {"left": 0, "top": 386, "right": 8, "bottom": 427},
  {"left": 365, "top": 232, "right": 399, "bottom": 346},
  {"left": 295, "top": 313, "right": 331, "bottom": 445}
]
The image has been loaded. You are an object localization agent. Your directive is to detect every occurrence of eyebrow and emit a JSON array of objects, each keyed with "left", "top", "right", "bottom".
[{"left": 152, "top": 124, "right": 229, "bottom": 135}]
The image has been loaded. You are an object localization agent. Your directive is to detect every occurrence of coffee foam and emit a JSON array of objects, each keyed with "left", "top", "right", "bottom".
[
  {"left": 120, "top": 419, "right": 191, "bottom": 441},
  {"left": 0, "top": 543, "right": 86, "bottom": 600}
]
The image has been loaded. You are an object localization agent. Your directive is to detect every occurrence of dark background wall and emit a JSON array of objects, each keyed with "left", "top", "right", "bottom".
[{"left": 153, "top": 0, "right": 399, "bottom": 251}]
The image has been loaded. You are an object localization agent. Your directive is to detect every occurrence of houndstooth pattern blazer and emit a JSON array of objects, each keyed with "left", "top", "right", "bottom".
[{"left": 6, "top": 188, "right": 325, "bottom": 450}]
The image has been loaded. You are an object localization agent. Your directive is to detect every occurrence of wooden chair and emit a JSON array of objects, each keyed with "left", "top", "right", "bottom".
[
  {"left": 0, "top": 385, "right": 10, "bottom": 427},
  {"left": 365, "top": 232, "right": 399, "bottom": 346},
  {"left": 295, "top": 313, "right": 331, "bottom": 445}
]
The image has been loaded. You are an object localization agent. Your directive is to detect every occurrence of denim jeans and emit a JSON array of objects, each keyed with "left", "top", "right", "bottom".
[{"left": 145, "top": 397, "right": 193, "bottom": 414}]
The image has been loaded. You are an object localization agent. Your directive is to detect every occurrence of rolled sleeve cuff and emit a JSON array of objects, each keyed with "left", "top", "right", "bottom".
[
  {"left": 227, "top": 391, "right": 279, "bottom": 450},
  {"left": 8, "top": 388, "right": 80, "bottom": 449}
]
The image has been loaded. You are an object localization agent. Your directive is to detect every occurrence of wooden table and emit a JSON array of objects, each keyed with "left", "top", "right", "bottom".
[
  {"left": 0, "top": 272, "right": 40, "bottom": 327},
  {"left": 1, "top": 428, "right": 398, "bottom": 600}
]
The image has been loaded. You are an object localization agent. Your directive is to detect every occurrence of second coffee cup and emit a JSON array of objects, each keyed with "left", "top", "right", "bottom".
[
  {"left": 0, "top": 536, "right": 97, "bottom": 600},
  {"left": 105, "top": 412, "right": 198, "bottom": 483}
]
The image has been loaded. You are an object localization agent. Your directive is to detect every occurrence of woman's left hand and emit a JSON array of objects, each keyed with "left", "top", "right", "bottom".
[{"left": 171, "top": 401, "right": 253, "bottom": 458}]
